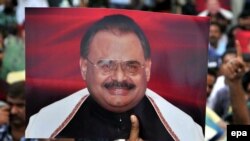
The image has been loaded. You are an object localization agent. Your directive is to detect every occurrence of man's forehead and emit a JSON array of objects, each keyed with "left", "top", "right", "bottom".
[
  {"left": 93, "top": 30, "right": 137, "bottom": 38},
  {"left": 90, "top": 30, "right": 141, "bottom": 48},
  {"left": 7, "top": 96, "right": 25, "bottom": 104},
  {"left": 94, "top": 30, "right": 141, "bottom": 46}
]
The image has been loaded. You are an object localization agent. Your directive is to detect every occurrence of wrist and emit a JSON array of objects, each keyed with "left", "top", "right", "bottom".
[{"left": 225, "top": 77, "right": 242, "bottom": 87}]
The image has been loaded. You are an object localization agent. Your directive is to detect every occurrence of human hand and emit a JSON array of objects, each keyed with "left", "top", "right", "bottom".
[
  {"left": 224, "top": 40, "right": 246, "bottom": 84},
  {"left": 0, "top": 103, "right": 10, "bottom": 125},
  {"left": 127, "top": 115, "right": 143, "bottom": 141},
  {"left": 223, "top": 42, "right": 250, "bottom": 124}
]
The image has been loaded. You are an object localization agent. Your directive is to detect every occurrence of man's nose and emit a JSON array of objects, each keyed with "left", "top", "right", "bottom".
[
  {"left": 111, "top": 64, "right": 127, "bottom": 81},
  {"left": 10, "top": 106, "right": 18, "bottom": 115}
]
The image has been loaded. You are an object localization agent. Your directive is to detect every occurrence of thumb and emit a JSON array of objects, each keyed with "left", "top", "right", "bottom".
[{"left": 128, "top": 115, "right": 140, "bottom": 141}]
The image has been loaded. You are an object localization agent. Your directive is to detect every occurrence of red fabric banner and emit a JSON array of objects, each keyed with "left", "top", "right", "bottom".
[{"left": 26, "top": 8, "right": 209, "bottom": 129}]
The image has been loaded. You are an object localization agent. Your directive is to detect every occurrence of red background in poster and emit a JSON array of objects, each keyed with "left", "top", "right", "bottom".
[{"left": 26, "top": 8, "right": 209, "bottom": 129}]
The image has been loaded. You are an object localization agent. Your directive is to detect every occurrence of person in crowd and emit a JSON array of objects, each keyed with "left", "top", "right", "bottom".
[
  {"left": 198, "top": 0, "right": 233, "bottom": 32},
  {"left": 0, "top": 27, "right": 25, "bottom": 80},
  {"left": 180, "top": 0, "right": 197, "bottom": 15},
  {"left": 207, "top": 48, "right": 237, "bottom": 118},
  {"left": 0, "top": 81, "right": 36, "bottom": 141},
  {"left": 209, "top": 22, "right": 228, "bottom": 57},
  {"left": 0, "top": 0, "right": 17, "bottom": 36},
  {"left": 226, "top": 25, "right": 241, "bottom": 49},
  {"left": 205, "top": 68, "right": 227, "bottom": 141},
  {"left": 238, "top": 9, "right": 250, "bottom": 31},
  {"left": 207, "top": 68, "right": 217, "bottom": 98},
  {"left": 222, "top": 41, "right": 250, "bottom": 124}
]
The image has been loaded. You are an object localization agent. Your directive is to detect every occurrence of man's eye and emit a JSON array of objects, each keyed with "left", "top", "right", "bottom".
[
  {"left": 98, "top": 61, "right": 114, "bottom": 71},
  {"left": 101, "top": 63, "right": 112, "bottom": 69},
  {"left": 126, "top": 63, "right": 140, "bottom": 73},
  {"left": 17, "top": 104, "right": 25, "bottom": 108}
]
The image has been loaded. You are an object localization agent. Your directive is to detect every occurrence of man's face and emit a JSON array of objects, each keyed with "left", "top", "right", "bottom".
[
  {"left": 206, "top": 74, "right": 215, "bottom": 98},
  {"left": 6, "top": 96, "right": 25, "bottom": 128},
  {"left": 80, "top": 31, "right": 151, "bottom": 113},
  {"left": 207, "top": 0, "right": 220, "bottom": 15},
  {"left": 239, "top": 16, "right": 250, "bottom": 30},
  {"left": 209, "top": 24, "right": 222, "bottom": 47}
]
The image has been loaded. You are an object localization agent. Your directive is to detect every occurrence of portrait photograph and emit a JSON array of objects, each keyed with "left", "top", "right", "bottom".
[{"left": 25, "top": 8, "right": 209, "bottom": 140}]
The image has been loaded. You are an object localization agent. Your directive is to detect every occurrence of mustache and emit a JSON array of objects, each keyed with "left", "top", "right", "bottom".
[
  {"left": 209, "top": 36, "right": 217, "bottom": 41},
  {"left": 10, "top": 115, "right": 23, "bottom": 124},
  {"left": 103, "top": 80, "right": 136, "bottom": 90},
  {"left": 10, "top": 115, "right": 21, "bottom": 121}
]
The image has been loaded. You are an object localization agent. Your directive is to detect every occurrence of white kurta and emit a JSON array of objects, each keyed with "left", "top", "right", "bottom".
[{"left": 25, "top": 88, "right": 204, "bottom": 140}]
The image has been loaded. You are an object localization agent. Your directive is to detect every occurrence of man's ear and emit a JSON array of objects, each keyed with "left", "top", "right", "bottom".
[
  {"left": 80, "top": 58, "right": 87, "bottom": 80},
  {"left": 145, "top": 59, "right": 152, "bottom": 82}
]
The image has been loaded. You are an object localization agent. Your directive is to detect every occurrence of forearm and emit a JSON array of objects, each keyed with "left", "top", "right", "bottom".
[{"left": 229, "top": 80, "right": 250, "bottom": 124}]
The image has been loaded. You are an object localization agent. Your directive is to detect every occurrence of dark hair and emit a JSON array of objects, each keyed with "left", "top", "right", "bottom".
[
  {"left": 207, "top": 68, "right": 217, "bottom": 78},
  {"left": 238, "top": 10, "right": 250, "bottom": 19},
  {"left": 210, "top": 22, "right": 223, "bottom": 33},
  {"left": 8, "top": 81, "right": 25, "bottom": 99},
  {"left": 221, "top": 48, "right": 236, "bottom": 63},
  {"left": 80, "top": 14, "right": 151, "bottom": 59}
]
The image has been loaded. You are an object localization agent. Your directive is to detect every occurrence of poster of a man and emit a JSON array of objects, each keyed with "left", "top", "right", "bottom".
[{"left": 25, "top": 8, "right": 209, "bottom": 140}]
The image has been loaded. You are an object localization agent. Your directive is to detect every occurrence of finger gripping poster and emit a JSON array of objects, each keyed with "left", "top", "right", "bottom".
[{"left": 25, "top": 8, "right": 209, "bottom": 140}]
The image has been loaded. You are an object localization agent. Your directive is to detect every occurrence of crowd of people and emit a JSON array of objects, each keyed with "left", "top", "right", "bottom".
[{"left": 0, "top": 0, "right": 250, "bottom": 141}]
